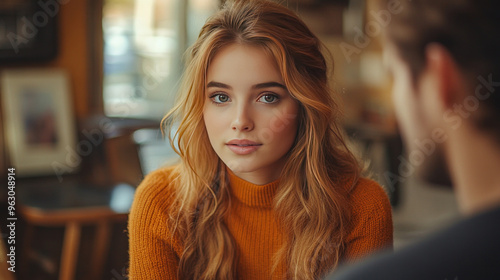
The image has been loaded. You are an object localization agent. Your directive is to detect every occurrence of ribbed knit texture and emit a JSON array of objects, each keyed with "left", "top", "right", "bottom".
[{"left": 128, "top": 166, "right": 393, "bottom": 279}]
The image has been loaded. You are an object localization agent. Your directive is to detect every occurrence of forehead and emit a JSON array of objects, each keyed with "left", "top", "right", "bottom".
[{"left": 207, "top": 43, "right": 283, "bottom": 84}]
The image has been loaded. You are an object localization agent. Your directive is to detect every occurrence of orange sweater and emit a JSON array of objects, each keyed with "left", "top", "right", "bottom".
[{"left": 128, "top": 166, "right": 393, "bottom": 279}]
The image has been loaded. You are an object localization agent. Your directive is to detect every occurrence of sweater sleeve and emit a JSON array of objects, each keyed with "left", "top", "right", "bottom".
[
  {"left": 128, "top": 167, "right": 183, "bottom": 280},
  {"left": 343, "top": 178, "right": 393, "bottom": 262}
]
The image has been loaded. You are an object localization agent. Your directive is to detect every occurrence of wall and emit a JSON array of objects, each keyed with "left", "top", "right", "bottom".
[
  {"left": 0, "top": 0, "right": 90, "bottom": 119},
  {"left": 0, "top": 0, "right": 90, "bottom": 175},
  {"left": 45, "top": 0, "right": 90, "bottom": 119}
]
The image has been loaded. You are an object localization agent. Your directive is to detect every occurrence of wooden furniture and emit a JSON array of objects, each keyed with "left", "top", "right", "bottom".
[
  {"left": 18, "top": 179, "right": 134, "bottom": 280},
  {"left": 132, "top": 128, "right": 178, "bottom": 176},
  {"left": 79, "top": 116, "right": 160, "bottom": 186}
]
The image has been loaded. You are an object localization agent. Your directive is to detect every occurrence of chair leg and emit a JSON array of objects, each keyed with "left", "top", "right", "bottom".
[
  {"left": 89, "top": 221, "right": 111, "bottom": 280},
  {"left": 59, "top": 222, "right": 81, "bottom": 280}
]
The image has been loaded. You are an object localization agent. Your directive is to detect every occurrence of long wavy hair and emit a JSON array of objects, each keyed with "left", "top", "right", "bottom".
[{"left": 162, "top": 1, "right": 361, "bottom": 279}]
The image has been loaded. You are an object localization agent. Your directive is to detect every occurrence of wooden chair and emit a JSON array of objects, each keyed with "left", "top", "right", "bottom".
[{"left": 18, "top": 180, "right": 134, "bottom": 280}]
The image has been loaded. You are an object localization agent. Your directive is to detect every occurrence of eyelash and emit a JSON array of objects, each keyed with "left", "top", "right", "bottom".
[
  {"left": 209, "top": 92, "right": 280, "bottom": 105},
  {"left": 209, "top": 93, "right": 230, "bottom": 105},
  {"left": 257, "top": 93, "right": 280, "bottom": 104}
]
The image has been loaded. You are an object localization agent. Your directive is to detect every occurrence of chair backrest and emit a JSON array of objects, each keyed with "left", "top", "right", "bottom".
[{"left": 132, "top": 128, "right": 179, "bottom": 176}]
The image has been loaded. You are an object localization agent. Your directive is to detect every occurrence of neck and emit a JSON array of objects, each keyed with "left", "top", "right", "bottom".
[
  {"left": 227, "top": 157, "right": 286, "bottom": 185},
  {"left": 227, "top": 164, "right": 281, "bottom": 186},
  {"left": 445, "top": 123, "right": 500, "bottom": 215}
]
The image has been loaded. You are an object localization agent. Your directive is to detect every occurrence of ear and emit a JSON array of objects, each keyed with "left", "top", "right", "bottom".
[{"left": 424, "top": 43, "right": 464, "bottom": 109}]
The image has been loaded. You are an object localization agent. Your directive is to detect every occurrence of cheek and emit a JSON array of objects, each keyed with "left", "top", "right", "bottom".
[
  {"left": 391, "top": 75, "right": 429, "bottom": 151},
  {"left": 392, "top": 73, "right": 417, "bottom": 127},
  {"left": 203, "top": 110, "right": 228, "bottom": 156},
  {"left": 202, "top": 109, "right": 211, "bottom": 128},
  {"left": 263, "top": 103, "right": 299, "bottom": 144},
  {"left": 392, "top": 76, "right": 409, "bottom": 111},
  {"left": 203, "top": 107, "right": 221, "bottom": 139}
]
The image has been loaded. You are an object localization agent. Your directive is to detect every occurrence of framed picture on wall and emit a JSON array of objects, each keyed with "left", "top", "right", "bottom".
[{"left": 1, "top": 69, "right": 76, "bottom": 177}]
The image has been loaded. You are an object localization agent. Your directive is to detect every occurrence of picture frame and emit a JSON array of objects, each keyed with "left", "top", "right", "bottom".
[{"left": 1, "top": 69, "right": 76, "bottom": 177}]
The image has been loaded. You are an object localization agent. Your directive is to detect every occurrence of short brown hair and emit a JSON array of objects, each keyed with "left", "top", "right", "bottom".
[{"left": 383, "top": 0, "right": 500, "bottom": 135}]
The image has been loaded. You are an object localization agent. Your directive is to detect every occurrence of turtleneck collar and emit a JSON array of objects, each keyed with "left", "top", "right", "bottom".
[{"left": 227, "top": 168, "right": 280, "bottom": 208}]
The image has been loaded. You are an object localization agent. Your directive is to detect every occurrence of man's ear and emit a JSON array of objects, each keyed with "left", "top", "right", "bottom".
[{"left": 424, "top": 43, "right": 464, "bottom": 109}]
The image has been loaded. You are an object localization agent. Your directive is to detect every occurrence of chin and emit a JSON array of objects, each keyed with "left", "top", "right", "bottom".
[{"left": 223, "top": 157, "right": 260, "bottom": 173}]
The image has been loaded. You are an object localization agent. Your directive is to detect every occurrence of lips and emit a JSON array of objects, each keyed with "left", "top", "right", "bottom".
[
  {"left": 226, "top": 139, "right": 262, "bottom": 155},
  {"left": 226, "top": 139, "right": 261, "bottom": 146}
]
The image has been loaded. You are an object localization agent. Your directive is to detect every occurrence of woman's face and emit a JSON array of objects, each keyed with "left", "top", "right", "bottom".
[{"left": 203, "top": 43, "right": 299, "bottom": 185}]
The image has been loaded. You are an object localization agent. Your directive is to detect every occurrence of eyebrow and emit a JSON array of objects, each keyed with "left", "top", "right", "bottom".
[
  {"left": 253, "top": 82, "right": 287, "bottom": 90},
  {"left": 206, "top": 81, "right": 287, "bottom": 90},
  {"left": 206, "top": 81, "right": 231, "bottom": 89}
]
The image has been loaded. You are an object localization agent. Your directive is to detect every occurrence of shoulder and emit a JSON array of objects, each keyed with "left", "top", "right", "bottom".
[
  {"left": 134, "top": 165, "right": 180, "bottom": 203},
  {"left": 128, "top": 165, "right": 185, "bottom": 270},
  {"left": 330, "top": 208, "right": 500, "bottom": 279},
  {"left": 343, "top": 177, "right": 393, "bottom": 253},
  {"left": 348, "top": 177, "right": 392, "bottom": 217},
  {"left": 138, "top": 164, "right": 180, "bottom": 191},
  {"left": 129, "top": 165, "right": 180, "bottom": 222},
  {"left": 128, "top": 165, "right": 182, "bottom": 238}
]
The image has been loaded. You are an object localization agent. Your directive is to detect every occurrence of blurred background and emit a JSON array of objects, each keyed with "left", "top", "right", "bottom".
[{"left": 0, "top": 0, "right": 459, "bottom": 279}]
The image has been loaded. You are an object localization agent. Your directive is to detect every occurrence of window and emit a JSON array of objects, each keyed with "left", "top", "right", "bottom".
[{"left": 102, "top": 0, "right": 218, "bottom": 119}]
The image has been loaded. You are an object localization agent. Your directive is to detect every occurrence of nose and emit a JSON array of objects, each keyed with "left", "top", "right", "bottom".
[{"left": 231, "top": 105, "right": 254, "bottom": 132}]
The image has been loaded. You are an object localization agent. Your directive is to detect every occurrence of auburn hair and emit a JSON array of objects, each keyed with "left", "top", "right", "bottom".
[{"left": 162, "top": 0, "right": 361, "bottom": 279}]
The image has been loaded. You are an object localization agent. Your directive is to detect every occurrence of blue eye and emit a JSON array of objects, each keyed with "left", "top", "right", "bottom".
[
  {"left": 210, "top": 93, "right": 230, "bottom": 104},
  {"left": 258, "top": 94, "right": 279, "bottom": 104}
]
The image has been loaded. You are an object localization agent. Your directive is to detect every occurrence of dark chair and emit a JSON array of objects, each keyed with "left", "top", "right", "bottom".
[{"left": 18, "top": 180, "right": 134, "bottom": 280}]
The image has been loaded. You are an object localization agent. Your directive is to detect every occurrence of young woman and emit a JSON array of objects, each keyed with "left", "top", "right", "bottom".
[{"left": 128, "top": 1, "right": 392, "bottom": 279}]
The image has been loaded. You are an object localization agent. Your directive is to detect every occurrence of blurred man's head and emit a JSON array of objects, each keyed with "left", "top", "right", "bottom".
[{"left": 380, "top": 0, "right": 500, "bottom": 186}]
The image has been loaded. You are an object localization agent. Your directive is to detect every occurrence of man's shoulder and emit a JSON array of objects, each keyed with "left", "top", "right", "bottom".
[{"left": 326, "top": 206, "right": 500, "bottom": 280}]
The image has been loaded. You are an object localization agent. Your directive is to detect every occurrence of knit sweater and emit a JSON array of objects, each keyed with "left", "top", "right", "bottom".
[{"left": 128, "top": 166, "right": 393, "bottom": 279}]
